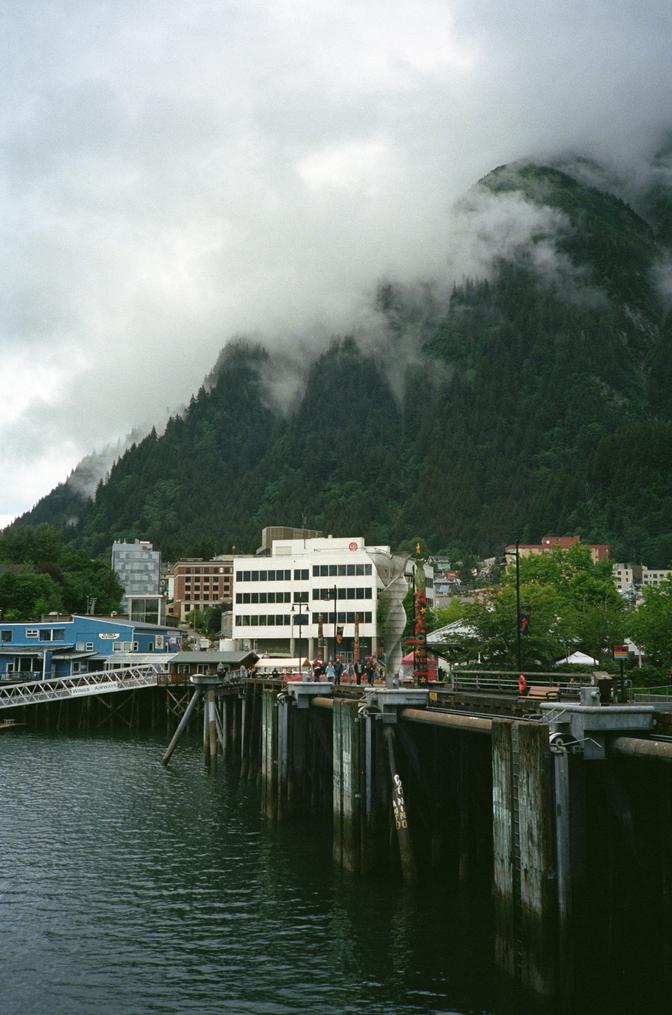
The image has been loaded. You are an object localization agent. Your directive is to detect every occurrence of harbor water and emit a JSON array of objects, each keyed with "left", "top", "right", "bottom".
[
  {"left": 1, "top": 729, "right": 664, "bottom": 1014},
  {"left": 0, "top": 730, "right": 498, "bottom": 1015}
]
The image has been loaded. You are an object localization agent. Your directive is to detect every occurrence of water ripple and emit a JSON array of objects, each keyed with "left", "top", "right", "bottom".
[{"left": 0, "top": 731, "right": 494, "bottom": 1015}]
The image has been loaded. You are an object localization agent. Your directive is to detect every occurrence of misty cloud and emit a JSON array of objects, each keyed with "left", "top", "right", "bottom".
[{"left": 2, "top": 0, "right": 672, "bottom": 524}]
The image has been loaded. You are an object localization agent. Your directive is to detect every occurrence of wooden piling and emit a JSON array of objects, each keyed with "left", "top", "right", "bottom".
[
  {"left": 260, "top": 688, "right": 279, "bottom": 820},
  {"left": 277, "top": 695, "right": 290, "bottom": 821},
  {"left": 161, "top": 688, "right": 202, "bottom": 766},
  {"left": 383, "top": 724, "right": 417, "bottom": 882},
  {"left": 332, "top": 700, "right": 363, "bottom": 872},
  {"left": 517, "top": 721, "right": 557, "bottom": 999},
  {"left": 492, "top": 720, "right": 516, "bottom": 980}
]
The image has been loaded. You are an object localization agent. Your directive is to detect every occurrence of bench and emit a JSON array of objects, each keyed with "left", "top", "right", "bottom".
[{"left": 523, "top": 684, "right": 559, "bottom": 701}]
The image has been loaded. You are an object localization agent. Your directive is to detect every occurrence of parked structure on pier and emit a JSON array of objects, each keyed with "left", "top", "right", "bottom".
[{"left": 0, "top": 614, "right": 183, "bottom": 681}]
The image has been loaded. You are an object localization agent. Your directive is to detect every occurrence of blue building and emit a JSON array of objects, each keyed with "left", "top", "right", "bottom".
[{"left": 0, "top": 615, "right": 185, "bottom": 681}]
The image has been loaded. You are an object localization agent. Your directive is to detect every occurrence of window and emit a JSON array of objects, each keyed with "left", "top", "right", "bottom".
[
  {"left": 26, "top": 629, "right": 38, "bottom": 638},
  {"left": 1, "top": 630, "right": 11, "bottom": 642},
  {"left": 294, "top": 569, "right": 308, "bottom": 580},
  {"left": 85, "top": 642, "right": 94, "bottom": 651},
  {"left": 294, "top": 591, "right": 309, "bottom": 603}
]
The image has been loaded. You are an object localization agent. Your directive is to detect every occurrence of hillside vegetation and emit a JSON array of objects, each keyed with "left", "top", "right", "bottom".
[{"left": 14, "top": 160, "right": 672, "bottom": 566}]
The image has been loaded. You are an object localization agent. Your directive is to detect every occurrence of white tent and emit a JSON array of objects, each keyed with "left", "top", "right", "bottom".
[{"left": 554, "top": 650, "right": 599, "bottom": 667}]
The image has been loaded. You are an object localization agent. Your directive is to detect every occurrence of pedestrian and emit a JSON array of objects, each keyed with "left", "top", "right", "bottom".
[
  {"left": 365, "top": 658, "right": 375, "bottom": 686},
  {"left": 325, "top": 658, "right": 336, "bottom": 682},
  {"left": 333, "top": 657, "right": 344, "bottom": 686},
  {"left": 346, "top": 661, "right": 355, "bottom": 684},
  {"left": 313, "top": 658, "right": 323, "bottom": 681}
]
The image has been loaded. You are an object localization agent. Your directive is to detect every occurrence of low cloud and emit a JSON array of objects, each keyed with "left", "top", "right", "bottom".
[{"left": 2, "top": 0, "right": 672, "bottom": 523}]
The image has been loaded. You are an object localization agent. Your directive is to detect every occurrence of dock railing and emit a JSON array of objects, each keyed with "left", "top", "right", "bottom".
[
  {"left": 0, "top": 664, "right": 165, "bottom": 710},
  {"left": 448, "top": 669, "right": 588, "bottom": 696}
]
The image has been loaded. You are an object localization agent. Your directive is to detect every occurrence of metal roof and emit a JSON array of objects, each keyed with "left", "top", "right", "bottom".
[{"left": 169, "top": 650, "right": 257, "bottom": 666}]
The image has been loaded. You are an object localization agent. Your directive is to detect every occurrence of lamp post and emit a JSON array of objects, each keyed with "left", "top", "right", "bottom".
[
  {"left": 515, "top": 540, "right": 523, "bottom": 673},
  {"left": 290, "top": 605, "right": 295, "bottom": 660}
]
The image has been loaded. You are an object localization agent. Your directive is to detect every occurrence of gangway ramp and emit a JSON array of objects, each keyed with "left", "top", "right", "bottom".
[{"left": 0, "top": 664, "right": 164, "bottom": 710}]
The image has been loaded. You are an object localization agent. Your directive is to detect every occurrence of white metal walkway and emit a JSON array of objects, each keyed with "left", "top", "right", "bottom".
[{"left": 0, "top": 664, "right": 165, "bottom": 710}]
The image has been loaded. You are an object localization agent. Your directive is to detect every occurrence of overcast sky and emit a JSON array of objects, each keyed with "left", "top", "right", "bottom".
[{"left": 2, "top": 0, "right": 671, "bottom": 529}]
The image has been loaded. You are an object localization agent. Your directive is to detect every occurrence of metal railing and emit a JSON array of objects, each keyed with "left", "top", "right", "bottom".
[
  {"left": 448, "top": 669, "right": 588, "bottom": 694},
  {"left": 0, "top": 664, "right": 165, "bottom": 710}
]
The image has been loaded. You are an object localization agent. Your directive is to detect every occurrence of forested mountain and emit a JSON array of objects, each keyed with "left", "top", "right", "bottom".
[{"left": 13, "top": 158, "right": 672, "bottom": 566}]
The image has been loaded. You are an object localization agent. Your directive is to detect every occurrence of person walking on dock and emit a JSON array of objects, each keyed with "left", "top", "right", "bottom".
[
  {"left": 333, "top": 657, "right": 344, "bottom": 686},
  {"left": 325, "top": 659, "right": 336, "bottom": 683}
]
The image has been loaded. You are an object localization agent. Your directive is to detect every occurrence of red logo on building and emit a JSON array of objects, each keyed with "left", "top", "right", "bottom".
[{"left": 348, "top": 542, "right": 358, "bottom": 551}]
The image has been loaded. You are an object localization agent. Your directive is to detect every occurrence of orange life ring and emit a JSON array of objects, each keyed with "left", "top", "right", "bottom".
[{"left": 518, "top": 674, "right": 527, "bottom": 694}]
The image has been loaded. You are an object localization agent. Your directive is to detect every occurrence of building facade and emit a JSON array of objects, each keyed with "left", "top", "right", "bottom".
[
  {"left": 171, "top": 556, "right": 234, "bottom": 621},
  {"left": 111, "top": 540, "right": 161, "bottom": 610},
  {"left": 0, "top": 614, "right": 183, "bottom": 681},
  {"left": 613, "top": 563, "right": 671, "bottom": 596},
  {"left": 232, "top": 536, "right": 410, "bottom": 664},
  {"left": 505, "top": 535, "right": 610, "bottom": 567}
]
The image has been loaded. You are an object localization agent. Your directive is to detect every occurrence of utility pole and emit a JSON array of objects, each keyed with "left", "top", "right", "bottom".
[{"left": 515, "top": 541, "right": 522, "bottom": 673}]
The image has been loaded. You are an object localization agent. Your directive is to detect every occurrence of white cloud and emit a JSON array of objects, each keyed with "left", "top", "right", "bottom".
[{"left": 2, "top": 0, "right": 672, "bottom": 525}]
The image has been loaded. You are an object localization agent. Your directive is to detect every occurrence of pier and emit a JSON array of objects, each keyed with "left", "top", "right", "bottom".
[{"left": 4, "top": 668, "right": 672, "bottom": 1004}]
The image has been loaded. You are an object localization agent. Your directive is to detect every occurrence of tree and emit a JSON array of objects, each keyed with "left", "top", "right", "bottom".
[
  {"left": 629, "top": 577, "right": 672, "bottom": 669},
  {"left": 458, "top": 545, "right": 626, "bottom": 668},
  {"left": 0, "top": 571, "right": 63, "bottom": 620}
]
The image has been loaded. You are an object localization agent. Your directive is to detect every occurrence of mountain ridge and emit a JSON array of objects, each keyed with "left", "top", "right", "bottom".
[{"left": 12, "top": 157, "right": 672, "bottom": 566}]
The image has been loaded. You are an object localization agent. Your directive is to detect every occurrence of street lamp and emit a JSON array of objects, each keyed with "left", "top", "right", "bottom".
[{"left": 292, "top": 601, "right": 306, "bottom": 669}]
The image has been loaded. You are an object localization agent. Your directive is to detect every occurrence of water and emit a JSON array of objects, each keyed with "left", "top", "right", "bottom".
[{"left": 0, "top": 730, "right": 498, "bottom": 1015}]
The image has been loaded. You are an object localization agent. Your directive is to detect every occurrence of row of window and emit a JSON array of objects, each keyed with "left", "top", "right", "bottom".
[
  {"left": 312, "top": 587, "right": 372, "bottom": 600},
  {"left": 235, "top": 587, "right": 372, "bottom": 606},
  {"left": 313, "top": 564, "right": 372, "bottom": 576},
  {"left": 177, "top": 567, "right": 231, "bottom": 576},
  {"left": 235, "top": 611, "right": 373, "bottom": 627},
  {"left": 2, "top": 628, "right": 67, "bottom": 642},
  {"left": 235, "top": 569, "right": 293, "bottom": 582},
  {"left": 235, "top": 615, "right": 294, "bottom": 627},
  {"left": 235, "top": 565, "right": 373, "bottom": 582},
  {"left": 236, "top": 591, "right": 292, "bottom": 604}
]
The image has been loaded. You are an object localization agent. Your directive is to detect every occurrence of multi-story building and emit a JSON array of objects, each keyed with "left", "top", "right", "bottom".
[
  {"left": 171, "top": 556, "right": 234, "bottom": 621},
  {"left": 111, "top": 540, "right": 161, "bottom": 612},
  {"left": 505, "top": 535, "right": 610, "bottom": 567},
  {"left": 613, "top": 563, "right": 671, "bottom": 596},
  {"left": 232, "top": 535, "right": 409, "bottom": 665}
]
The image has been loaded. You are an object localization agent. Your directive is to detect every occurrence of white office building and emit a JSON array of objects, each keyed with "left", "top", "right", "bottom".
[{"left": 232, "top": 535, "right": 410, "bottom": 669}]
